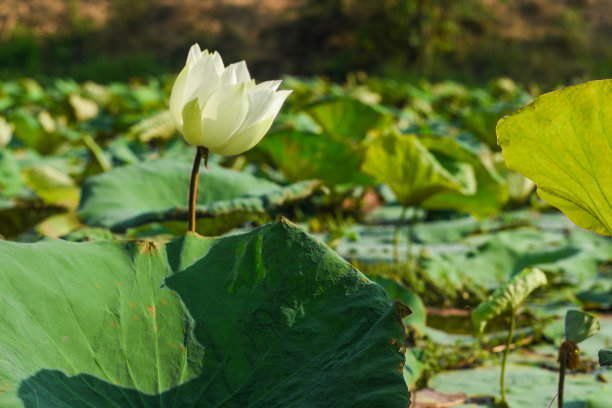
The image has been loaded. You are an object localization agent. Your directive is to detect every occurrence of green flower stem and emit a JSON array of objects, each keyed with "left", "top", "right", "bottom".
[
  {"left": 558, "top": 344, "right": 567, "bottom": 408},
  {"left": 500, "top": 310, "right": 516, "bottom": 405},
  {"left": 393, "top": 206, "right": 408, "bottom": 263},
  {"left": 82, "top": 134, "right": 112, "bottom": 173},
  {"left": 187, "top": 146, "right": 209, "bottom": 233},
  {"left": 407, "top": 211, "right": 414, "bottom": 264}
]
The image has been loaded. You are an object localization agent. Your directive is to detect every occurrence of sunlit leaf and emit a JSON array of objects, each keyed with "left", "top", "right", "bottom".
[
  {"left": 497, "top": 79, "right": 612, "bottom": 235},
  {"left": 127, "top": 110, "right": 176, "bottom": 143},
  {"left": 361, "top": 131, "right": 470, "bottom": 206},
  {"left": 21, "top": 165, "right": 80, "bottom": 208},
  {"left": 420, "top": 136, "right": 508, "bottom": 216}
]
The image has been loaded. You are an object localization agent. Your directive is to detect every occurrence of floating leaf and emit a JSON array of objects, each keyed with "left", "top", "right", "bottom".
[
  {"left": 258, "top": 129, "right": 372, "bottom": 185},
  {"left": 565, "top": 309, "right": 600, "bottom": 343},
  {"left": 361, "top": 131, "right": 470, "bottom": 206},
  {"left": 420, "top": 136, "right": 508, "bottom": 217},
  {"left": 431, "top": 363, "right": 607, "bottom": 407},
  {"left": 127, "top": 110, "right": 176, "bottom": 143},
  {"left": 9, "top": 109, "right": 65, "bottom": 154},
  {"left": 69, "top": 93, "right": 99, "bottom": 122},
  {"left": 0, "top": 148, "right": 23, "bottom": 196},
  {"left": 305, "top": 98, "right": 392, "bottom": 142},
  {"left": 21, "top": 165, "right": 80, "bottom": 208},
  {"left": 472, "top": 267, "right": 547, "bottom": 333},
  {"left": 497, "top": 80, "right": 612, "bottom": 235},
  {"left": 79, "top": 160, "right": 319, "bottom": 233},
  {"left": 2, "top": 220, "right": 409, "bottom": 407}
]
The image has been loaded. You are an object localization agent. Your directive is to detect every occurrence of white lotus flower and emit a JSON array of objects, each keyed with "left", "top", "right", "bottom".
[{"left": 169, "top": 44, "right": 291, "bottom": 156}]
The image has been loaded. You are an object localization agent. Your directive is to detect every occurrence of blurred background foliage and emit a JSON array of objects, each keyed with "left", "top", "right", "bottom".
[{"left": 0, "top": 0, "right": 611, "bottom": 87}]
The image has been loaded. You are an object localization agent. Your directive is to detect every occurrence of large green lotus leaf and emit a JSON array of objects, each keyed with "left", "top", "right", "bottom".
[
  {"left": 472, "top": 267, "right": 547, "bottom": 333},
  {"left": 2, "top": 220, "right": 410, "bottom": 407},
  {"left": 361, "top": 132, "right": 469, "bottom": 207},
  {"left": 419, "top": 136, "right": 508, "bottom": 217},
  {"left": 305, "top": 98, "right": 392, "bottom": 142},
  {"left": 78, "top": 160, "right": 319, "bottom": 233},
  {"left": 257, "top": 129, "right": 373, "bottom": 185},
  {"left": 565, "top": 309, "right": 599, "bottom": 343},
  {"left": 497, "top": 79, "right": 612, "bottom": 236},
  {"left": 422, "top": 230, "right": 570, "bottom": 300}
]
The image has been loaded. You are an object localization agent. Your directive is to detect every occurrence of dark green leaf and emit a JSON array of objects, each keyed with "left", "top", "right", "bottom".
[
  {"left": 565, "top": 309, "right": 600, "bottom": 343},
  {"left": 3, "top": 220, "right": 410, "bottom": 407},
  {"left": 599, "top": 349, "right": 612, "bottom": 366}
]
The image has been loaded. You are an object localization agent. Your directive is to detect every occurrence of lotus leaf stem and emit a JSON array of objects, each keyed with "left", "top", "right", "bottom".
[
  {"left": 500, "top": 310, "right": 516, "bottom": 406},
  {"left": 557, "top": 342, "right": 568, "bottom": 408}
]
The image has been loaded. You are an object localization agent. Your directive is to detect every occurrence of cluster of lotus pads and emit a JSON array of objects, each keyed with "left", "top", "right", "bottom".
[{"left": 0, "top": 46, "right": 611, "bottom": 406}]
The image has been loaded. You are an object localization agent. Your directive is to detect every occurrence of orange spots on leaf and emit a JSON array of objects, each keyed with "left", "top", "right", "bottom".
[
  {"left": 116, "top": 281, "right": 122, "bottom": 287},
  {"left": 170, "top": 344, "right": 175, "bottom": 349},
  {"left": 147, "top": 306, "right": 156, "bottom": 317},
  {"left": 129, "top": 301, "right": 136, "bottom": 309},
  {"left": 132, "top": 314, "right": 139, "bottom": 321},
  {"left": 62, "top": 336, "right": 68, "bottom": 342},
  {"left": 95, "top": 283, "right": 101, "bottom": 289},
  {"left": 160, "top": 298, "right": 168, "bottom": 306},
  {"left": 110, "top": 321, "right": 118, "bottom": 327}
]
